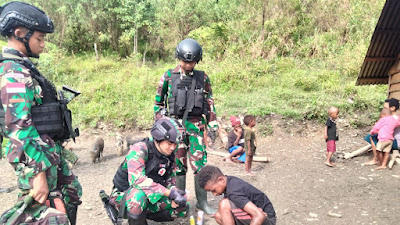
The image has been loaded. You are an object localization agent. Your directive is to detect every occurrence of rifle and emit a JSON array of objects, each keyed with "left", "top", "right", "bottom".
[{"left": 99, "top": 190, "right": 120, "bottom": 225}]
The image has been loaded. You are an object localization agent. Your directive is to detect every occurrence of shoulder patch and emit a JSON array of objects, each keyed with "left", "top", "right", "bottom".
[
  {"left": 6, "top": 82, "right": 26, "bottom": 93},
  {"left": 5, "top": 72, "right": 24, "bottom": 79}
]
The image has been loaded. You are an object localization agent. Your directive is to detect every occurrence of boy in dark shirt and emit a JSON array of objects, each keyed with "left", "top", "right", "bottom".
[
  {"left": 324, "top": 106, "right": 339, "bottom": 167},
  {"left": 225, "top": 116, "right": 246, "bottom": 163},
  {"left": 198, "top": 165, "right": 276, "bottom": 225}
]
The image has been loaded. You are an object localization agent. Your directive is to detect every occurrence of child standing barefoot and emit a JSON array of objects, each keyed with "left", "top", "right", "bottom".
[
  {"left": 244, "top": 115, "right": 257, "bottom": 175},
  {"left": 324, "top": 107, "right": 339, "bottom": 167}
]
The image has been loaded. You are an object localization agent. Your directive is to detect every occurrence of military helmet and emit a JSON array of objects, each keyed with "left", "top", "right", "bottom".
[
  {"left": 175, "top": 38, "right": 203, "bottom": 63},
  {"left": 151, "top": 117, "right": 184, "bottom": 143},
  {"left": 0, "top": 1, "right": 54, "bottom": 37}
]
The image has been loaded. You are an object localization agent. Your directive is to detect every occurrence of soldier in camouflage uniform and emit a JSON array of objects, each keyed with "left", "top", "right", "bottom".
[
  {"left": 0, "top": 2, "right": 81, "bottom": 224},
  {"left": 154, "top": 39, "right": 218, "bottom": 215},
  {"left": 110, "top": 117, "right": 188, "bottom": 225}
]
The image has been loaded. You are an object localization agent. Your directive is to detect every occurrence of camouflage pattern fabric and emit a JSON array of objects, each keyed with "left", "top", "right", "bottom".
[
  {"left": 110, "top": 187, "right": 188, "bottom": 218},
  {"left": 1, "top": 195, "right": 69, "bottom": 225},
  {"left": 109, "top": 140, "right": 188, "bottom": 218},
  {"left": 175, "top": 120, "right": 207, "bottom": 175},
  {"left": 154, "top": 65, "right": 217, "bottom": 175},
  {"left": 0, "top": 49, "right": 82, "bottom": 219}
]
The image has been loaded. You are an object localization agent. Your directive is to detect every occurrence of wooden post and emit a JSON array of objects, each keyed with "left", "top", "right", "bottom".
[{"left": 94, "top": 43, "right": 100, "bottom": 61}]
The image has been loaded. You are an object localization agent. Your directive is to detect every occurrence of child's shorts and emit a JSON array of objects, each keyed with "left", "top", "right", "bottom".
[
  {"left": 364, "top": 134, "right": 399, "bottom": 150},
  {"left": 376, "top": 140, "right": 393, "bottom": 153},
  {"left": 229, "top": 200, "right": 276, "bottom": 225},
  {"left": 326, "top": 140, "right": 336, "bottom": 152},
  {"left": 229, "top": 146, "right": 246, "bottom": 162}
]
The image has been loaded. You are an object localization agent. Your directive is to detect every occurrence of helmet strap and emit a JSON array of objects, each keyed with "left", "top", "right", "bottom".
[{"left": 13, "top": 29, "right": 39, "bottom": 58}]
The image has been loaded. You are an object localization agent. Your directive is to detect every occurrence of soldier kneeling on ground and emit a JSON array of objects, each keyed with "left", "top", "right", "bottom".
[{"left": 105, "top": 117, "right": 189, "bottom": 225}]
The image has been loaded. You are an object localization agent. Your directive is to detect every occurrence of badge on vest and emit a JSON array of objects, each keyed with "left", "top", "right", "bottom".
[{"left": 158, "top": 168, "right": 166, "bottom": 176}]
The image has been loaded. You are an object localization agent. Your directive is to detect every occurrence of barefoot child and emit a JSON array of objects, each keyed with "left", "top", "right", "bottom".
[
  {"left": 198, "top": 165, "right": 276, "bottom": 225},
  {"left": 324, "top": 107, "right": 339, "bottom": 167},
  {"left": 369, "top": 108, "right": 399, "bottom": 170},
  {"left": 244, "top": 115, "right": 257, "bottom": 175}
]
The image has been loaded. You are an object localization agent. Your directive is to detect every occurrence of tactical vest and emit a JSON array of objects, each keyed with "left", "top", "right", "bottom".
[
  {"left": 167, "top": 70, "right": 208, "bottom": 119},
  {"left": 113, "top": 138, "right": 175, "bottom": 192},
  {"left": 0, "top": 52, "right": 74, "bottom": 141}
]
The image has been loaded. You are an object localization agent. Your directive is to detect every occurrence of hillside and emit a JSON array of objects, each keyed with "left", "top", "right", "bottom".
[{"left": 0, "top": 0, "right": 389, "bottom": 129}]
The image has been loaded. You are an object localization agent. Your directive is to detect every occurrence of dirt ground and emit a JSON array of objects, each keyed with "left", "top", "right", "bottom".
[{"left": 1, "top": 115, "right": 400, "bottom": 225}]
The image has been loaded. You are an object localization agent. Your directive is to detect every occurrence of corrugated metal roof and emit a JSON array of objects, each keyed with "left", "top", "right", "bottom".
[{"left": 356, "top": 0, "right": 400, "bottom": 86}]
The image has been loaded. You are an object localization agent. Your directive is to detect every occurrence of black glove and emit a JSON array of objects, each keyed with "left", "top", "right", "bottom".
[{"left": 169, "top": 189, "right": 187, "bottom": 207}]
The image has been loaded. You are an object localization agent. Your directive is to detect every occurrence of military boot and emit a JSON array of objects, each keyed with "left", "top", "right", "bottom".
[
  {"left": 67, "top": 204, "right": 78, "bottom": 225},
  {"left": 195, "top": 176, "right": 216, "bottom": 215},
  {"left": 128, "top": 212, "right": 148, "bottom": 225},
  {"left": 176, "top": 175, "right": 186, "bottom": 191}
]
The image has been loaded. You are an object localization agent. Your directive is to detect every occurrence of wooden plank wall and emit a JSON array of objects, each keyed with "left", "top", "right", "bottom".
[{"left": 389, "top": 60, "right": 400, "bottom": 100}]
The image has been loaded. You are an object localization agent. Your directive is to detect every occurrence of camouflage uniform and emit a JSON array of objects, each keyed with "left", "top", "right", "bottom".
[
  {"left": 110, "top": 140, "right": 188, "bottom": 218},
  {"left": 155, "top": 65, "right": 217, "bottom": 175},
  {"left": 0, "top": 49, "right": 82, "bottom": 223}
]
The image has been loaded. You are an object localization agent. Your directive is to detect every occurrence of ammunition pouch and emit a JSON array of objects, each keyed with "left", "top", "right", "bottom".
[
  {"left": 31, "top": 102, "right": 67, "bottom": 141},
  {"left": 168, "top": 70, "right": 208, "bottom": 119},
  {"left": 0, "top": 101, "right": 79, "bottom": 142}
]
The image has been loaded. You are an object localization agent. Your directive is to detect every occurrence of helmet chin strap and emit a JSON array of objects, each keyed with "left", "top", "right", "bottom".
[{"left": 13, "top": 29, "right": 39, "bottom": 58}]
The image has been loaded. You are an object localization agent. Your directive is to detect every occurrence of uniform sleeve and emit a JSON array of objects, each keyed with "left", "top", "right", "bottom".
[
  {"left": 164, "top": 163, "right": 177, "bottom": 189},
  {"left": 1, "top": 62, "right": 55, "bottom": 178},
  {"left": 126, "top": 142, "right": 168, "bottom": 204},
  {"left": 204, "top": 73, "right": 218, "bottom": 130},
  {"left": 154, "top": 72, "right": 169, "bottom": 119}
]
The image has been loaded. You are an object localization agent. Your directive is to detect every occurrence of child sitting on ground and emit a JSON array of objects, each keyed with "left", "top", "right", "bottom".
[
  {"left": 198, "top": 165, "right": 276, "bottom": 225},
  {"left": 370, "top": 107, "right": 400, "bottom": 170},
  {"left": 225, "top": 116, "right": 246, "bottom": 163},
  {"left": 244, "top": 115, "right": 257, "bottom": 175},
  {"left": 324, "top": 107, "right": 339, "bottom": 167}
]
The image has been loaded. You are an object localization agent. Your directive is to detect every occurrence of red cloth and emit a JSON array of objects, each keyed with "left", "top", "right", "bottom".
[
  {"left": 230, "top": 116, "right": 241, "bottom": 127},
  {"left": 326, "top": 140, "right": 336, "bottom": 152}
]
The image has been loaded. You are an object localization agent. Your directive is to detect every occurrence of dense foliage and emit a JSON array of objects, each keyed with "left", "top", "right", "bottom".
[{"left": 0, "top": 0, "right": 389, "bottom": 130}]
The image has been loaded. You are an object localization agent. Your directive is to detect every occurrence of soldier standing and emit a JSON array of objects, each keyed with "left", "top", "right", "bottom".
[
  {"left": 0, "top": 2, "right": 81, "bottom": 224},
  {"left": 109, "top": 117, "right": 189, "bottom": 224},
  {"left": 154, "top": 38, "right": 218, "bottom": 215}
]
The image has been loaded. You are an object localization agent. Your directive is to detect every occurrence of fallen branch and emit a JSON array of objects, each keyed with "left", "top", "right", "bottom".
[
  {"left": 344, "top": 144, "right": 371, "bottom": 159},
  {"left": 207, "top": 150, "right": 269, "bottom": 163}
]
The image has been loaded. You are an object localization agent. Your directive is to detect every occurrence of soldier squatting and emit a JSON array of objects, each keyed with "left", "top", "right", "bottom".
[{"left": 0, "top": 1, "right": 276, "bottom": 225}]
